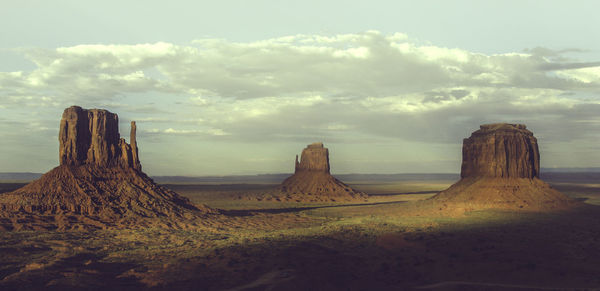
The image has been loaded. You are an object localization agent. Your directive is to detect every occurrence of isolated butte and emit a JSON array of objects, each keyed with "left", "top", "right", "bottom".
[
  {"left": 0, "top": 106, "right": 216, "bottom": 231},
  {"left": 276, "top": 142, "right": 366, "bottom": 202},
  {"left": 430, "top": 123, "right": 577, "bottom": 211}
]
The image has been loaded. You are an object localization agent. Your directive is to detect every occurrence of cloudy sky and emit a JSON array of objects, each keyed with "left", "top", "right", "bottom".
[{"left": 1, "top": 0, "right": 599, "bottom": 175}]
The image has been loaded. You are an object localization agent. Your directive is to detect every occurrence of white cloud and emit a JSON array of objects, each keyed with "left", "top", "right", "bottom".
[
  {"left": 145, "top": 127, "right": 229, "bottom": 136},
  {"left": 555, "top": 67, "right": 600, "bottom": 84},
  {"left": 1, "top": 31, "right": 600, "bottom": 174},
  {"left": 2, "top": 31, "right": 599, "bottom": 107}
]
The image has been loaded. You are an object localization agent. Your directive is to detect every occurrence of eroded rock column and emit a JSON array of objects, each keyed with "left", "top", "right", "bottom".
[
  {"left": 460, "top": 123, "right": 539, "bottom": 179},
  {"left": 295, "top": 142, "right": 330, "bottom": 173}
]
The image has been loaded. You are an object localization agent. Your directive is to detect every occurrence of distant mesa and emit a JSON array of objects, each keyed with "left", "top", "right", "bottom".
[
  {"left": 272, "top": 142, "right": 366, "bottom": 202},
  {"left": 294, "top": 142, "right": 330, "bottom": 173},
  {"left": 0, "top": 106, "right": 215, "bottom": 231},
  {"left": 430, "top": 123, "right": 578, "bottom": 211}
]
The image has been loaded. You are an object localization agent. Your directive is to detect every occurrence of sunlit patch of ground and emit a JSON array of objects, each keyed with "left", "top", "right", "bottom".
[
  {"left": 551, "top": 183, "right": 600, "bottom": 205},
  {"left": 1, "top": 179, "right": 599, "bottom": 290}
]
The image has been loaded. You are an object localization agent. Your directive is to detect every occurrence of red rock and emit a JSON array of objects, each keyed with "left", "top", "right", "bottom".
[
  {"left": 460, "top": 123, "right": 539, "bottom": 178},
  {"left": 295, "top": 142, "right": 330, "bottom": 173},
  {"left": 277, "top": 143, "right": 366, "bottom": 202},
  {"left": 130, "top": 121, "right": 141, "bottom": 171},
  {"left": 59, "top": 106, "right": 141, "bottom": 170},
  {"left": 0, "top": 106, "right": 215, "bottom": 230},
  {"left": 431, "top": 123, "right": 577, "bottom": 211}
]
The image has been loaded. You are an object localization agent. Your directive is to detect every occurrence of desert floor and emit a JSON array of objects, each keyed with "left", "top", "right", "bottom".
[{"left": 1, "top": 177, "right": 599, "bottom": 290}]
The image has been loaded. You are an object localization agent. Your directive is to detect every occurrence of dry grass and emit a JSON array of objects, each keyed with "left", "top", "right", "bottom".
[{"left": 0, "top": 179, "right": 599, "bottom": 290}]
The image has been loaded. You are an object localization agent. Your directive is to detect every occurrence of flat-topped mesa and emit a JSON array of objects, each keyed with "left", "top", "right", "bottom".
[
  {"left": 295, "top": 142, "right": 330, "bottom": 173},
  {"left": 461, "top": 123, "right": 539, "bottom": 179},
  {"left": 59, "top": 106, "right": 141, "bottom": 170},
  {"left": 429, "top": 122, "right": 577, "bottom": 211}
]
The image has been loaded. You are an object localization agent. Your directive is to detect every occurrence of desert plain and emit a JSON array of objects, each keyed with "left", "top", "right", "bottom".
[
  {"left": 4, "top": 4, "right": 600, "bottom": 289},
  {"left": 1, "top": 172, "right": 599, "bottom": 291},
  {"left": 0, "top": 109, "right": 598, "bottom": 291}
]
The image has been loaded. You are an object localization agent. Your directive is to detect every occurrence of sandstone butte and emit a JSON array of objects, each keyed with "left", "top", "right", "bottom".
[
  {"left": 276, "top": 142, "right": 367, "bottom": 202},
  {"left": 0, "top": 106, "right": 215, "bottom": 231},
  {"left": 430, "top": 123, "right": 578, "bottom": 211}
]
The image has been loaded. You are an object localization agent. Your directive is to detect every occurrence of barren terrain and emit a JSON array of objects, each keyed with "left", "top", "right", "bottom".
[{"left": 1, "top": 174, "right": 599, "bottom": 290}]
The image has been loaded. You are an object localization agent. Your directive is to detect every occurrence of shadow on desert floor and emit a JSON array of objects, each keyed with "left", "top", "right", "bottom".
[
  {"left": 159, "top": 205, "right": 600, "bottom": 290},
  {"left": 1, "top": 205, "right": 600, "bottom": 290},
  {"left": 220, "top": 200, "right": 409, "bottom": 216},
  {"left": 1, "top": 180, "right": 600, "bottom": 290}
]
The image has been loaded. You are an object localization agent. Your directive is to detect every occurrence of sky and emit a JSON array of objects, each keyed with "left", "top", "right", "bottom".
[{"left": 1, "top": 0, "right": 599, "bottom": 175}]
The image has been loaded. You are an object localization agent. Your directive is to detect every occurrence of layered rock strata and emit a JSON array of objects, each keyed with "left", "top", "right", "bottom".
[
  {"left": 430, "top": 123, "right": 576, "bottom": 211},
  {"left": 0, "top": 106, "right": 214, "bottom": 231}
]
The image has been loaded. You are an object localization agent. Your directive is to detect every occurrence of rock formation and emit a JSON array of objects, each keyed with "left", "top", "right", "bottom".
[
  {"left": 0, "top": 106, "right": 215, "bottom": 231},
  {"left": 430, "top": 123, "right": 577, "bottom": 211},
  {"left": 59, "top": 106, "right": 142, "bottom": 170},
  {"left": 295, "top": 142, "right": 330, "bottom": 173},
  {"left": 460, "top": 123, "right": 539, "bottom": 179},
  {"left": 272, "top": 142, "right": 366, "bottom": 202}
]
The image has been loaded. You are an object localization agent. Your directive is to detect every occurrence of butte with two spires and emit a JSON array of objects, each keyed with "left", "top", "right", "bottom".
[
  {"left": 0, "top": 106, "right": 216, "bottom": 231},
  {"left": 277, "top": 142, "right": 366, "bottom": 202}
]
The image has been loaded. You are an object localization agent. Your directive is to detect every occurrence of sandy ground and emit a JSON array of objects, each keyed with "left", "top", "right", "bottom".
[{"left": 1, "top": 179, "right": 599, "bottom": 290}]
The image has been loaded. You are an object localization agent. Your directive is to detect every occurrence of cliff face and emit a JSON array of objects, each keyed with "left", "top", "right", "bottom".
[
  {"left": 295, "top": 142, "right": 330, "bottom": 173},
  {"left": 430, "top": 123, "right": 576, "bottom": 211},
  {"left": 460, "top": 123, "right": 539, "bottom": 179},
  {"left": 59, "top": 106, "right": 141, "bottom": 170}
]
